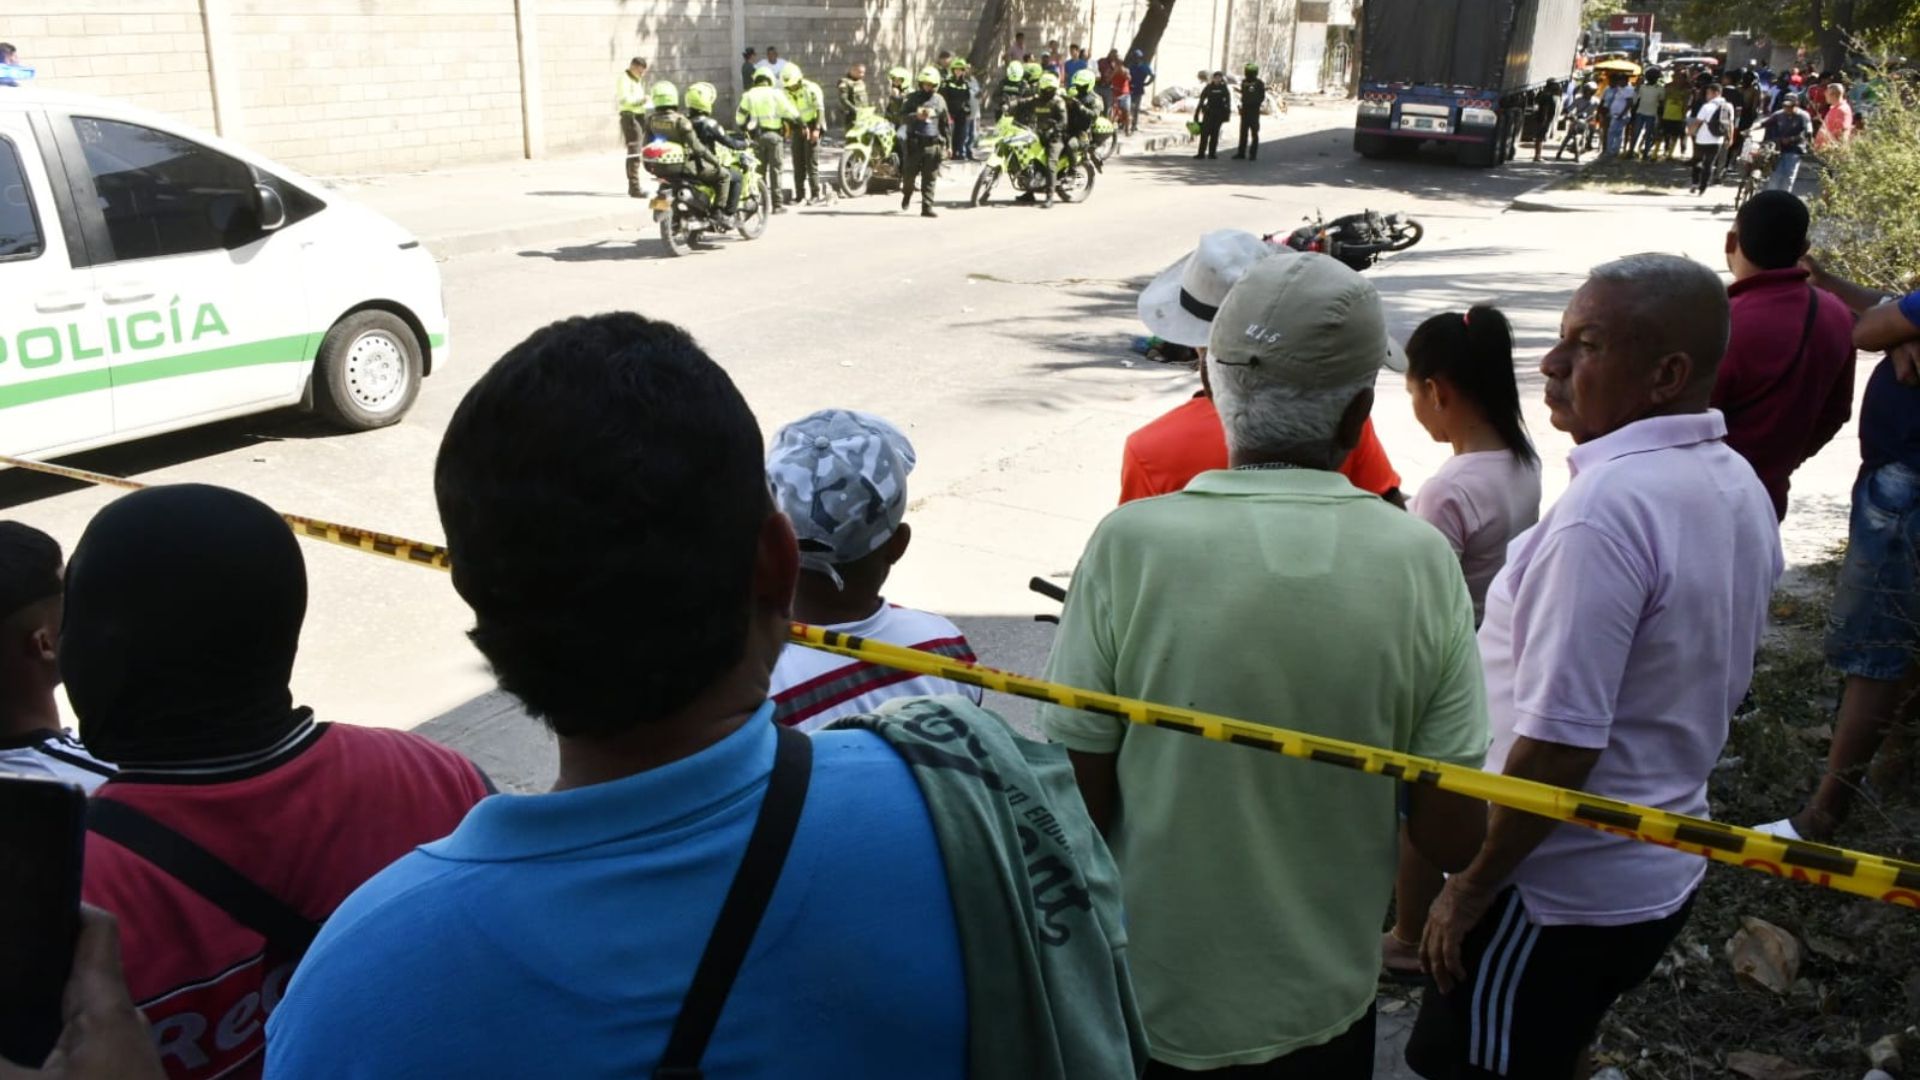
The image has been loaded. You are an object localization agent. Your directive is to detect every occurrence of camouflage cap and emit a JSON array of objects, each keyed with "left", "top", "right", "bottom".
[{"left": 767, "top": 409, "right": 917, "bottom": 588}]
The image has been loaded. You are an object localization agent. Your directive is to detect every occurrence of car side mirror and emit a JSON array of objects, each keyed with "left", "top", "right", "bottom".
[{"left": 254, "top": 182, "right": 287, "bottom": 231}]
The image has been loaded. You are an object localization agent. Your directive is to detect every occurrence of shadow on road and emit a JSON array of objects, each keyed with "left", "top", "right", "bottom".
[{"left": 0, "top": 410, "right": 337, "bottom": 510}]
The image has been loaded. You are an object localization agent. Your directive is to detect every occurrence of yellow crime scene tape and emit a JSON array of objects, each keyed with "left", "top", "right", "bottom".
[
  {"left": 0, "top": 455, "right": 451, "bottom": 571},
  {"left": 9, "top": 453, "right": 1919, "bottom": 909}
]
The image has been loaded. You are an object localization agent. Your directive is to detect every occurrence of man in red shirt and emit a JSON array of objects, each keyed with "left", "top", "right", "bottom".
[
  {"left": 1711, "top": 190, "right": 1856, "bottom": 520},
  {"left": 1124, "top": 230, "right": 1405, "bottom": 505},
  {"left": 66, "top": 485, "right": 491, "bottom": 1079}
]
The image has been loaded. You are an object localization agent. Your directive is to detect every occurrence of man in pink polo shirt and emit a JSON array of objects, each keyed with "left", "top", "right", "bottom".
[{"left": 1409, "top": 254, "right": 1783, "bottom": 1080}]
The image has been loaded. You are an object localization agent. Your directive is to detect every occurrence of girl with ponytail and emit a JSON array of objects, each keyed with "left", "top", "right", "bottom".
[{"left": 1383, "top": 304, "right": 1543, "bottom": 981}]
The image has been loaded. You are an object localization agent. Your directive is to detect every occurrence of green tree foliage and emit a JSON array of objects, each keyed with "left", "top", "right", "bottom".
[
  {"left": 1811, "top": 76, "right": 1920, "bottom": 292},
  {"left": 1673, "top": 0, "right": 1920, "bottom": 58}
]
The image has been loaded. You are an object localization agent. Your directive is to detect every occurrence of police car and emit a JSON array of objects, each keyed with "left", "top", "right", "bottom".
[{"left": 1, "top": 77, "right": 447, "bottom": 461}]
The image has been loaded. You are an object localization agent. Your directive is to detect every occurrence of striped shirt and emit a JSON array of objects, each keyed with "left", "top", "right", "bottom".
[
  {"left": 772, "top": 603, "right": 981, "bottom": 732},
  {"left": 0, "top": 728, "right": 116, "bottom": 792}
]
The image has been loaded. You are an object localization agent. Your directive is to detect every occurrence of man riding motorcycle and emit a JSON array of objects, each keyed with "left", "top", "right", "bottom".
[
  {"left": 736, "top": 68, "right": 798, "bottom": 211},
  {"left": 1065, "top": 68, "right": 1102, "bottom": 160},
  {"left": 996, "top": 61, "right": 1026, "bottom": 120},
  {"left": 1009, "top": 72, "right": 1069, "bottom": 204},
  {"left": 645, "top": 81, "right": 737, "bottom": 228},
  {"left": 684, "top": 81, "right": 747, "bottom": 225}
]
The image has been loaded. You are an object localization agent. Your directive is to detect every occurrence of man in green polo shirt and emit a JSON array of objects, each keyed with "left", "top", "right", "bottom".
[{"left": 1042, "top": 252, "right": 1491, "bottom": 1077}]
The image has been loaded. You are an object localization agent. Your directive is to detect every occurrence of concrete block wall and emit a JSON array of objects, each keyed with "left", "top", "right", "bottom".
[
  {"left": 8, "top": 0, "right": 218, "bottom": 132},
  {"left": 540, "top": 0, "right": 733, "bottom": 156},
  {"left": 10, "top": 0, "right": 1260, "bottom": 173},
  {"left": 225, "top": 0, "right": 526, "bottom": 174}
]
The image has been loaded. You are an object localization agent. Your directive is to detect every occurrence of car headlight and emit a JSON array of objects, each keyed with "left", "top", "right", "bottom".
[{"left": 1460, "top": 107, "right": 1499, "bottom": 126}]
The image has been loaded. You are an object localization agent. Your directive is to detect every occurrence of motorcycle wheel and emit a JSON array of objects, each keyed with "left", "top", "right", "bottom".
[
  {"left": 971, "top": 165, "right": 999, "bottom": 207},
  {"left": 737, "top": 180, "right": 771, "bottom": 240},
  {"left": 1092, "top": 133, "right": 1115, "bottom": 165},
  {"left": 1386, "top": 218, "right": 1424, "bottom": 252},
  {"left": 1059, "top": 161, "right": 1096, "bottom": 203},
  {"left": 839, "top": 145, "right": 872, "bottom": 197},
  {"left": 660, "top": 201, "right": 693, "bottom": 257}
]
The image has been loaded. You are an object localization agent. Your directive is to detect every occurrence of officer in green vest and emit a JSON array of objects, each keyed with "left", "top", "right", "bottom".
[
  {"left": 996, "top": 60, "right": 1026, "bottom": 120},
  {"left": 838, "top": 63, "right": 870, "bottom": 130},
  {"left": 900, "top": 66, "right": 950, "bottom": 218},
  {"left": 784, "top": 64, "right": 829, "bottom": 205},
  {"left": 616, "top": 57, "right": 650, "bottom": 197},
  {"left": 736, "top": 68, "right": 799, "bottom": 212}
]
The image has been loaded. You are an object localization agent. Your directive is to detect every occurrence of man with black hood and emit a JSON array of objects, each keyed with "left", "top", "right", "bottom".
[{"left": 69, "top": 484, "right": 491, "bottom": 1079}]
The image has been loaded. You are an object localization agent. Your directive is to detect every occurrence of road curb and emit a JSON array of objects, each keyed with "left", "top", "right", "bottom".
[{"left": 426, "top": 211, "right": 646, "bottom": 259}]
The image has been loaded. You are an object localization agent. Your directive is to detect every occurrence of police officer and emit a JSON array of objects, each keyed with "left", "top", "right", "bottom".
[
  {"left": 736, "top": 68, "right": 798, "bottom": 211},
  {"left": 1233, "top": 62, "right": 1267, "bottom": 160},
  {"left": 1064, "top": 68, "right": 1102, "bottom": 166},
  {"left": 616, "top": 57, "right": 650, "bottom": 197},
  {"left": 838, "top": 62, "right": 870, "bottom": 129},
  {"left": 1194, "top": 70, "right": 1231, "bottom": 159},
  {"left": 996, "top": 60, "right": 1026, "bottom": 120},
  {"left": 884, "top": 66, "right": 912, "bottom": 122},
  {"left": 685, "top": 81, "right": 748, "bottom": 224},
  {"left": 900, "top": 66, "right": 949, "bottom": 218},
  {"left": 784, "top": 65, "right": 828, "bottom": 205},
  {"left": 1010, "top": 72, "right": 1069, "bottom": 204},
  {"left": 644, "top": 82, "right": 736, "bottom": 228},
  {"left": 941, "top": 59, "right": 975, "bottom": 161}
]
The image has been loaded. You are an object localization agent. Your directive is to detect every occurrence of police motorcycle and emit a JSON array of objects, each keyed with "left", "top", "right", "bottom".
[
  {"left": 1089, "top": 114, "right": 1120, "bottom": 165},
  {"left": 970, "top": 116, "right": 1098, "bottom": 209},
  {"left": 837, "top": 105, "right": 901, "bottom": 197},
  {"left": 1266, "top": 209, "right": 1424, "bottom": 272},
  {"left": 641, "top": 139, "right": 770, "bottom": 257}
]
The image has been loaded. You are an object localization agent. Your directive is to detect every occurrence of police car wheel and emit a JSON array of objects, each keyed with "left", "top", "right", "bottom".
[{"left": 313, "top": 311, "right": 423, "bottom": 431}]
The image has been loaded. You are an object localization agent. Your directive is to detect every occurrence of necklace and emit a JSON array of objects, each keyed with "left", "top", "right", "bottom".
[{"left": 1231, "top": 462, "right": 1308, "bottom": 472}]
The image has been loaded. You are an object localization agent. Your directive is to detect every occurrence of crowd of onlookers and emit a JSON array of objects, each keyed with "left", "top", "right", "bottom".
[
  {"left": 1536, "top": 61, "right": 1872, "bottom": 197},
  {"left": 4, "top": 177, "right": 1920, "bottom": 1078}
]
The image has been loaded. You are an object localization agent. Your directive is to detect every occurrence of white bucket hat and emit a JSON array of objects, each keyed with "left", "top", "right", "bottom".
[{"left": 1137, "top": 229, "right": 1279, "bottom": 347}]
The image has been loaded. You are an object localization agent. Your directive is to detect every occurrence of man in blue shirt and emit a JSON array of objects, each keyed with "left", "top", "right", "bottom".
[
  {"left": 266, "top": 315, "right": 1141, "bottom": 1077},
  {"left": 1759, "top": 263, "right": 1920, "bottom": 845},
  {"left": 1127, "top": 50, "right": 1155, "bottom": 133},
  {"left": 1064, "top": 45, "right": 1089, "bottom": 84}
]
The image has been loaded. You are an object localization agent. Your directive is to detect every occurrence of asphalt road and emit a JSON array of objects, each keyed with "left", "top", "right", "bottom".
[{"left": 0, "top": 105, "right": 1674, "bottom": 750}]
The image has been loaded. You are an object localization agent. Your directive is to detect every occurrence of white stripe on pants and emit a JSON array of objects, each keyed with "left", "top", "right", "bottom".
[{"left": 1468, "top": 892, "right": 1542, "bottom": 1075}]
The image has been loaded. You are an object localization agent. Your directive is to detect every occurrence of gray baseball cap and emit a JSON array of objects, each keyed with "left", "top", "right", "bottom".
[
  {"left": 767, "top": 409, "right": 917, "bottom": 588},
  {"left": 1206, "top": 253, "right": 1406, "bottom": 390}
]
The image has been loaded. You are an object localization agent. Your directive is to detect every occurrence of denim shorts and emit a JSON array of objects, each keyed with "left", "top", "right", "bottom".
[{"left": 1827, "top": 461, "right": 1920, "bottom": 679}]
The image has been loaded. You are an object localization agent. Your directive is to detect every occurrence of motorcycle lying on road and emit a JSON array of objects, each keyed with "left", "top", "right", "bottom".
[
  {"left": 1267, "top": 209, "right": 1424, "bottom": 272},
  {"left": 641, "top": 139, "right": 771, "bottom": 257},
  {"left": 972, "top": 117, "right": 1099, "bottom": 208},
  {"left": 837, "top": 106, "right": 901, "bottom": 197}
]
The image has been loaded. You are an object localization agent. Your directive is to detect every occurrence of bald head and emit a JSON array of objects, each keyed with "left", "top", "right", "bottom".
[
  {"left": 1541, "top": 254, "right": 1729, "bottom": 444},
  {"left": 1588, "top": 253, "right": 1730, "bottom": 392}
]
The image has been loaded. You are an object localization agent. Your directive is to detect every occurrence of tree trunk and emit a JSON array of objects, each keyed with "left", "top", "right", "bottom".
[
  {"left": 1125, "top": 0, "right": 1180, "bottom": 67},
  {"left": 1821, "top": 0, "right": 1853, "bottom": 70},
  {"left": 966, "top": 0, "right": 1011, "bottom": 74},
  {"left": 1348, "top": 0, "right": 1364, "bottom": 96}
]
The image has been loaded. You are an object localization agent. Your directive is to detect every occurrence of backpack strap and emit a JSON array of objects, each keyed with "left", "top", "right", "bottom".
[
  {"left": 653, "top": 724, "right": 813, "bottom": 1080},
  {"left": 86, "top": 797, "right": 320, "bottom": 954}
]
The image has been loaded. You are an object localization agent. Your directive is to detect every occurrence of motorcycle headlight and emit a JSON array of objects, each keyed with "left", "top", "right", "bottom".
[{"left": 1460, "top": 107, "right": 1499, "bottom": 127}]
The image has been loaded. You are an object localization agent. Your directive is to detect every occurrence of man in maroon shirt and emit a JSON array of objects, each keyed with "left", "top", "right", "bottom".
[{"left": 1712, "top": 190, "right": 1857, "bottom": 520}]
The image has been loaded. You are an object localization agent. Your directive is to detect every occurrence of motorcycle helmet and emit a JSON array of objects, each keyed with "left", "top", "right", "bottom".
[
  {"left": 650, "top": 81, "right": 680, "bottom": 109},
  {"left": 1038, "top": 72, "right": 1060, "bottom": 92},
  {"left": 889, "top": 66, "right": 910, "bottom": 85},
  {"left": 917, "top": 66, "right": 941, "bottom": 87},
  {"left": 781, "top": 64, "right": 804, "bottom": 89},
  {"left": 1026, "top": 65, "right": 1043, "bottom": 83},
  {"left": 1071, "top": 69, "right": 1097, "bottom": 91},
  {"left": 752, "top": 69, "right": 774, "bottom": 87},
  {"left": 951, "top": 57, "right": 969, "bottom": 71},
  {"left": 1244, "top": 62, "right": 1259, "bottom": 75},
  {"left": 1006, "top": 61, "right": 1024, "bottom": 81},
  {"left": 685, "top": 82, "right": 717, "bottom": 114}
]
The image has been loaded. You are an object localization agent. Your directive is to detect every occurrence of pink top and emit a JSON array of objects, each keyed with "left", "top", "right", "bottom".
[
  {"left": 1816, "top": 98, "right": 1853, "bottom": 149},
  {"left": 1411, "top": 450, "right": 1542, "bottom": 625},
  {"left": 1479, "top": 411, "right": 1781, "bottom": 926}
]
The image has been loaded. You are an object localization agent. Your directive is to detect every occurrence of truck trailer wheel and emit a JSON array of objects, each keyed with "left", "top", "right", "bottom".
[
  {"left": 1354, "top": 131, "right": 1394, "bottom": 158},
  {"left": 1459, "top": 127, "right": 1500, "bottom": 168}
]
